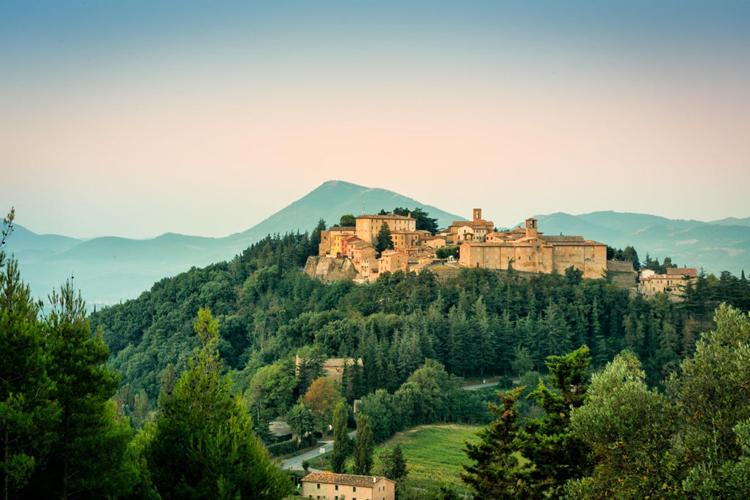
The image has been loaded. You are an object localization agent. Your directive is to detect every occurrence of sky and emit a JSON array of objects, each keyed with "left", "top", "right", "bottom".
[{"left": 2, "top": 0, "right": 749, "bottom": 239}]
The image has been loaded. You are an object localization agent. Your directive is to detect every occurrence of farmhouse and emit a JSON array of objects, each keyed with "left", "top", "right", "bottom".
[
  {"left": 301, "top": 471, "right": 395, "bottom": 500},
  {"left": 639, "top": 267, "right": 698, "bottom": 300}
]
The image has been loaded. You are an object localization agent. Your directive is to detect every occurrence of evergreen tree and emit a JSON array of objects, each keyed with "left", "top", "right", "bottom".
[
  {"left": 309, "top": 219, "right": 326, "bottom": 256},
  {"left": 339, "top": 214, "right": 356, "bottom": 227},
  {"left": 374, "top": 223, "right": 394, "bottom": 256},
  {"left": 29, "top": 281, "right": 132, "bottom": 499},
  {"left": 462, "top": 387, "right": 531, "bottom": 498},
  {"left": 517, "top": 346, "right": 592, "bottom": 497},
  {"left": 0, "top": 252, "right": 58, "bottom": 499},
  {"left": 354, "top": 414, "right": 374, "bottom": 475},
  {"left": 146, "top": 308, "right": 291, "bottom": 499},
  {"left": 380, "top": 444, "right": 407, "bottom": 481},
  {"left": 331, "top": 402, "right": 350, "bottom": 473}
]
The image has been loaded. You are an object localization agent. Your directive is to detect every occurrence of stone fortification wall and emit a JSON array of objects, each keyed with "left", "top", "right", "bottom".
[{"left": 304, "top": 256, "right": 357, "bottom": 282}]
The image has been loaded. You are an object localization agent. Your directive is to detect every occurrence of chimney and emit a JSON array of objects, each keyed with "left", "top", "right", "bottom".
[{"left": 473, "top": 208, "right": 482, "bottom": 221}]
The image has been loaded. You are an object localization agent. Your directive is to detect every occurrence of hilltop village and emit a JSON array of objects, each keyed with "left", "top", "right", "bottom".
[{"left": 306, "top": 208, "right": 698, "bottom": 299}]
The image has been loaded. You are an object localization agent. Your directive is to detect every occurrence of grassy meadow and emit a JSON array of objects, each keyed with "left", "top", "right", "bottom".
[{"left": 374, "top": 424, "right": 480, "bottom": 495}]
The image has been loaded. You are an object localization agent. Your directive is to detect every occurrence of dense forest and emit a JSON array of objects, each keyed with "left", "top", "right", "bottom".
[
  {"left": 463, "top": 305, "right": 750, "bottom": 499},
  {"left": 90, "top": 222, "right": 750, "bottom": 425},
  {"left": 4, "top": 208, "right": 750, "bottom": 499}
]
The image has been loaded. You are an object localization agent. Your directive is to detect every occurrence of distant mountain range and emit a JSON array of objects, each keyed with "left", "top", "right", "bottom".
[
  {"left": 530, "top": 211, "right": 750, "bottom": 276},
  {"left": 4, "top": 181, "right": 462, "bottom": 306},
  {"left": 5, "top": 180, "right": 748, "bottom": 306}
]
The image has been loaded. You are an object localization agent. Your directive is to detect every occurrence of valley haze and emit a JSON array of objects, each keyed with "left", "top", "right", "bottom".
[{"left": 5, "top": 180, "right": 749, "bottom": 306}]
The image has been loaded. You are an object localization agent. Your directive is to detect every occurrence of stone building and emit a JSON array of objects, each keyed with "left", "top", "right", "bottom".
[
  {"left": 346, "top": 240, "right": 378, "bottom": 278},
  {"left": 459, "top": 218, "right": 608, "bottom": 279},
  {"left": 355, "top": 214, "right": 417, "bottom": 245},
  {"left": 294, "top": 356, "right": 363, "bottom": 383},
  {"left": 379, "top": 249, "right": 409, "bottom": 274},
  {"left": 319, "top": 226, "right": 357, "bottom": 256},
  {"left": 639, "top": 267, "right": 698, "bottom": 300},
  {"left": 446, "top": 208, "right": 495, "bottom": 243},
  {"left": 313, "top": 208, "right": 616, "bottom": 283},
  {"left": 301, "top": 472, "right": 395, "bottom": 500},
  {"left": 390, "top": 231, "right": 421, "bottom": 252}
]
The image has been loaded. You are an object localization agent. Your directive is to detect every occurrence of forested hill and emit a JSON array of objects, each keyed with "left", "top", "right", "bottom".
[{"left": 90, "top": 229, "right": 750, "bottom": 410}]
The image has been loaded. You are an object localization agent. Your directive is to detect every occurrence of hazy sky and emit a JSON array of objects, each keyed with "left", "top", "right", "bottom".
[{"left": 2, "top": 1, "right": 749, "bottom": 238}]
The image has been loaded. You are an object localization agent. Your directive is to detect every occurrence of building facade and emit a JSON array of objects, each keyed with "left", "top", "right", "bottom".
[
  {"left": 301, "top": 472, "right": 395, "bottom": 500},
  {"left": 459, "top": 218, "right": 608, "bottom": 279},
  {"left": 319, "top": 227, "right": 357, "bottom": 256},
  {"left": 355, "top": 214, "right": 417, "bottom": 245},
  {"left": 446, "top": 208, "right": 495, "bottom": 243},
  {"left": 378, "top": 249, "right": 409, "bottom": 274},
  {"left": 639, "top": 267, "right": 698, "bottom": 300}
]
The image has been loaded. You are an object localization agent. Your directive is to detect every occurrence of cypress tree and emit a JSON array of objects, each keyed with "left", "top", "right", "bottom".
[
  {"left": 331, "top": 402, "right": 350, "bottom": 473},
  {"left": 380, "top": 444, "right": 407, "bottom": 481},
  {"left": 354, "top": 414, "right": 374, "bottom": 475},
  {"left": 374, "top": 223, "right": 394, "bottom": 256}
]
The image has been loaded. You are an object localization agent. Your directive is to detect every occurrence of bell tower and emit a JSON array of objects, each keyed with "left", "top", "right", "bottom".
[
  {"left": 525, "top": 218, "right": 538, "bottom": 238},
  {"left": 473, "top": 208, "right": 482, "bottom": 221}
]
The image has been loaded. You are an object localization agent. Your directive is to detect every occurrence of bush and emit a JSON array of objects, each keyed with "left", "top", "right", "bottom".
[{"left": 267, "top": 436, "right": 316, "bottom": 457}]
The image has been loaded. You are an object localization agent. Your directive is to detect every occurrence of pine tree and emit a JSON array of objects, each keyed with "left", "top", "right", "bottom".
[
  {"left": 30, "top": 281, "right": 132, "bottom": 499},
  {"left": 517, "top": 346, "right": 593, "bottom": 497},
  {"left": 0, "top": 253, "right": 58, "bottom": 499},
  {"left": 462, "top": 387, "right": 530, "bottom": 498},
  {"left": 354, "top": 414, "right": 374, "bottom": 475},
  {"left": 331, "top": 402, "right": 350, "bottom": 473},
  {"left": 374, "top": 223, "right": 394, "bottom": 256},
  {"left": 146, "top": 308, "right": 291, "bottom": 499}
]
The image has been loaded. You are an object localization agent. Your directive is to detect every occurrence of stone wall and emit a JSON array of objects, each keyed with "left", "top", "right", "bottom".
[{"left": 304, "top": 256, "right": 358, "bottom": 282}]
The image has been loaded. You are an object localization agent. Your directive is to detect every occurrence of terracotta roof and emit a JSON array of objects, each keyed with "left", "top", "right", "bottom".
[
  {"left": 302, "top": 472, "right": 393, "bottom": 488},
  {"left": 462, "top": 239, "right": 604, "bottom": 248},
  {"left": 451, "top": 220, "right": 494, "bottom": 228},
  {"left": 666, "top": 267, "right": 697, "bottom": 277},
  {"left": 542, "top": 235, "right": 584, "bottom": 242},
  {"left": 349, "top": 240, "right": 371, "bottom": 249},
  {"left": 642, "top": 274, "right": 693, "bottom": 281}
]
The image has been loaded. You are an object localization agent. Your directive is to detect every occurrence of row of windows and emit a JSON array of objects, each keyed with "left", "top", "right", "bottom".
[{"left": 315, "top": 483, "right": 357, "bottom": 492}]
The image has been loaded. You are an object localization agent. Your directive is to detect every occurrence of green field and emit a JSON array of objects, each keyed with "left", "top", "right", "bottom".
[
  {"left": 375, "top": 424, "right": 480, "bottom": 495},
  {"left": 306, "top": 424, "right": 481, "bottom": 495}
]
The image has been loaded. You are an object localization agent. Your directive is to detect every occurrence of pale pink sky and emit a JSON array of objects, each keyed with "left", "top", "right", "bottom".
[{"left": 2, "top": 2, "right": 749, "bottom": 238}]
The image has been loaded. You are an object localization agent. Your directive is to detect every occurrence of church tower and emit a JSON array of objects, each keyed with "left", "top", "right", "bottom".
[{"left": 525, "top": 217, "right": 538, "bottom": 238}]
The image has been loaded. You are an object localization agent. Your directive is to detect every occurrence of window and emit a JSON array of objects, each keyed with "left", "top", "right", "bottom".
[
  {"left": 334, "top": 485, "right": 338, "bottom": 491},
  {"left": 353, "top": 486, "right": 357, "bottom": 492},
  {"left": 317, "top": 484, "right": 321, "bottom": 489}
]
